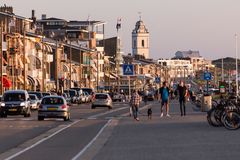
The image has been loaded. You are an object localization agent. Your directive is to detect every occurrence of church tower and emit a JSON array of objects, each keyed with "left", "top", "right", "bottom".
[{"left": 132, "top": 18, "right": 149, "bottom": 59}]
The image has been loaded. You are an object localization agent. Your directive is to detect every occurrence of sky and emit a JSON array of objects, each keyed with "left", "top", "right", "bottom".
[{"left": 1, "top": 0, "right": 240, "bottom": 60}]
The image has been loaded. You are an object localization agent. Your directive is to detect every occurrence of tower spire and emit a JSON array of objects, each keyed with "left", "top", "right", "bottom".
[{"left": 138, "top": 12, "right": 142, "bottom": 21}]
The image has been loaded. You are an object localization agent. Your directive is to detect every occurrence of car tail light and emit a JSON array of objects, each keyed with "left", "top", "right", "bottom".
[{"left": 61, "top": 105, "right": 67, "bottom": 109}]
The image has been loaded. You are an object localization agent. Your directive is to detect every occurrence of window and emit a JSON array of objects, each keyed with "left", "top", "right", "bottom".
[{"left": 142, "top": 40, "right": 145, "bottom": 47}]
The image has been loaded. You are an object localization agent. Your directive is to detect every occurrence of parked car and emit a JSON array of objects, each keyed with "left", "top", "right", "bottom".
[
  {"left": 112, "top": 93, "right": 122, "bottom": 102},
  {"left": 0, "top": 90, "right": 31, "bottom": 117},
  {"left": 147, "top": 92, "right": 154, "bottom": 101},
  {"left": 80, "top": 92, "right": 88, "bottom": 103},
  {"left": 62, "top": 93, "right": 71, "bottom": 104},
  {"left": 64, "top": 89, "right": 77, "bottom": 103},
  {"left": 81, "top": 88, "right": 94, "bottom": 96},
  {"left": 29, "top": 94, "right": 40, "bottom": 110},
  {"left": 28, "top": 91, "right": 43, "bottom": 101},
  {"left": 92, "top": 93, "right": 112, "bottom": 109},
  {"left": 84, "top": 92, "right": 91, "bottom": 103},
  {"left": 42, "top": 92, "right": 51, "bottom": 97},
  {"left": 38, "top": 96, "right": 70, "bottom": 121}
]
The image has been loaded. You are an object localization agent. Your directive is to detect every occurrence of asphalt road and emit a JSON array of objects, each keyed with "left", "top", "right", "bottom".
[{"left": 0, "top": 100, "right": 240, "bottom": 160}]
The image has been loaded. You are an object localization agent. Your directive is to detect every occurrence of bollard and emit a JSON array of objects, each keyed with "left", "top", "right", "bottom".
[{"left": 201, "top": 95, "right": 212, "bottom": 112}]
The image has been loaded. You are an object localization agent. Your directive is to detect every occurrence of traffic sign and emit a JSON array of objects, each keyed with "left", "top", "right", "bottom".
[
  {"left": 204, "top": 72, "right": 212, "bottom": 81},
  {"left": 155, "top": 77, "right": 161, "bottom": 83},
  {"left": 123, "top": 64, "right": 134, "bottom": 75}
]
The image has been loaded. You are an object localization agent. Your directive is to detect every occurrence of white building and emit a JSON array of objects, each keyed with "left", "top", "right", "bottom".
[
  {"left": 132, "top": 19, "right": 150, "bottom": 59},
  {"left": 158, "top": 59, "right": 193, "bottom": 78}
]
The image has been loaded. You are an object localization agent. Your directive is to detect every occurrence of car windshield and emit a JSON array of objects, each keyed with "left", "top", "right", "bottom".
[
  {"left": 41, "top": 97, "right": 64, "bottom": 105},
  {"left": 30, "top": 95, "right": 37, "bottom": 100},
  {"left": 4, "top": 93, "right": 26, "bottom": 102},
  {"left": 95, "top": 94, "right": 108, "bottom": 99}
]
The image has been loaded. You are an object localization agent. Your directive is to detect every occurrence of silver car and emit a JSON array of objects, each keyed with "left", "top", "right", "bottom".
[
  {"left": 38, "top": 96, "right": 70, "bottom": 121},
  {"left": 29, "top": 94, "right": 40, "bottom": 110},
  {"left": 92, "top": 93, "right": 112, "bottom": 109}
]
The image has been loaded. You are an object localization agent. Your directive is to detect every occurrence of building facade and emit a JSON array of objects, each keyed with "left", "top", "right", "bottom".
[{"left": 132, "top": 19, "right": 149, "bottom": 59}]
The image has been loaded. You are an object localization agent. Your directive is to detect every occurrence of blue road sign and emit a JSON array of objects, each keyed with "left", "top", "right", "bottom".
[
  {"left": 155, "top": 77, "right": 161, "bottom": 83},
  {"left": 204, "top": 72, "right": 212, "bottom": 81},
  {"left": 123, "top": 64, "right": 134, "bottom": 76}
]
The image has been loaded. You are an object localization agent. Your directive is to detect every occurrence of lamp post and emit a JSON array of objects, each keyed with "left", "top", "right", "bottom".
[{"left": 0, "top": 20, "right": 3, "bottom": 95}]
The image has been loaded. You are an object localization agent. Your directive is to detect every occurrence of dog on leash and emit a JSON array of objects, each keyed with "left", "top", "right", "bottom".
[{"left": 147, "top": 107, "right": 152, "bottom": 119}]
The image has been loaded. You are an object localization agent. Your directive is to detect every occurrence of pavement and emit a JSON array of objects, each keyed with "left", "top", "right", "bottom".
[{"left": 0, "top": 100, "right": 240, "bottom": 160}]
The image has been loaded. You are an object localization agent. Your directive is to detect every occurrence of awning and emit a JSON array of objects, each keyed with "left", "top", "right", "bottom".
[
  {"left": 63, "top": 64, "right": 70, "bottom": 72},
  {"left": 35, "top": 42, "right": 42, "bottom": 50},
  {"left": 43, "top": 44, "right": 53, "bottom": 53},
  {"left": 0, "top": 76, "right": 12, "bottom": 88},
  {"left": 18, "top": 55, "right": 24, "bottom": 68},
  {"left": 17, "top": 77, "right": 24, "bottom": 84},
  {"left": 27, "top": 75, "right": 35, "bottom": 86},
  {"left": 35, "top": 78, "right": 41, "bottom": 87}
]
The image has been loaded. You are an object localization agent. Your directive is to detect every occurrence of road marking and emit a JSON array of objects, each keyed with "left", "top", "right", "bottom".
[
  {"left": 88, "top": 106, "right": 127, "bottom": 119},
  {"left": 71, "top": 119, "right": 112, "bottom": 160},
  {"left": 3, "top": 119, "right": 82, "bottom": 160}
]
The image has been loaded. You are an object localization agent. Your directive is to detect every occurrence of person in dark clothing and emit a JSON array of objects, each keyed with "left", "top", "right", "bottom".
[{"left": 177, "top": 80, "right": 187, "bottom": 116}]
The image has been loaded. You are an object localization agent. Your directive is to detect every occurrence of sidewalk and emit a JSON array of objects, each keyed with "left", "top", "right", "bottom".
[{"left": 93, "top": 101, "right": 240, "bottom": 160}]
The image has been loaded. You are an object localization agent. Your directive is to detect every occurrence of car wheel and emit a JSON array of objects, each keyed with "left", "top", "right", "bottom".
[{"left": 38, "top": 116, "right": 44, "bottom": 121}]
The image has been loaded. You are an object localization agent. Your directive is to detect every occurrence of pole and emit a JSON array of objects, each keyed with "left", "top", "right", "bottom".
[
  {"left": 108, "top": 63, "right": 110, "bottom": 91},
  {"left": 97, "top": 52, "right": 99, "bottom": 92},
  {"left": 89, "top": 52, "right": 91, "bottom": 88},
  {"left": 55, "top": 40, "right": 59, "bottom": 92},
  {"left": 42, "top": 41, "right": 45, "bottom": 92},
  {"left": 0, "top": 21, "right": 3, "bottom": 95},
  {"left": 229, "top": 69, "right": 231, "bottom": 93},
  {"left": 79, "top": 45, "right": 81, "bottom": 88},
  {"left": 235, "top": 34, "right": 238, "bottom": 101},
  {"left": 128, "top": 76, "right": 131, "bottom": 102},
  {"left": 23, "top": 22, "right": 26, "bottom": 90},
  {"left": 221, "top": 58, "right": 224, "bottom": 81},
  {"left": 69, "top": 40, "right": 72, "bottom": 89}
]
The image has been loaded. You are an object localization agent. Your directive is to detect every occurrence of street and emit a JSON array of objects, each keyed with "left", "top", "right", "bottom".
[{"left": 0, "top": 100, "right": 239, "bottom": 160}]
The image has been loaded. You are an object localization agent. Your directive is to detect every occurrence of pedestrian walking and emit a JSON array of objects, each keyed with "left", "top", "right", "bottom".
[
  {"left": 177, "top": 80, "right": 187, "bottom": 116},
  {"left": 143, "top": 90, "right": 148, "bottom": 105},
  {"left": 130, "top": 90, "right": 141, "bottom": 121},
  {"left": 159, "top": 81, "right": 170, "bottom": 117}
]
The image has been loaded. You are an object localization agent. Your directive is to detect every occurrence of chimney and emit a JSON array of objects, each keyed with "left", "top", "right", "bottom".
[{"left": 42, "top": 14, "right": 46, "bottom": 20}]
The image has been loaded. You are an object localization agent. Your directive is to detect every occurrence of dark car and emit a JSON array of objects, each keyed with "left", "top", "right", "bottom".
[
  {"left": 42, "top": 92, "right": 51, "bottom": 97},
  {"left": 28, "top": 91, "right": 43, "bottom": 100},
  {"left": 0, "top": 90, "right": 31, "bottom": 117},
  {"left": 38, "top": 96, "right": 70, "bottom": 121},
  {"left": 64, "top": 89, "right": 77, "bottom": 103}
]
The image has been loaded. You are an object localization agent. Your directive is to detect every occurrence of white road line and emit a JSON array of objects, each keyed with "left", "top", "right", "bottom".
[
  {"left": 4, "top": 119, "right": 82, "bottom": 160},
  {"left": 71, "top": 119, "right": 112, "bottom": 160},
  {"left": 88, "top": 106, "right": 127, "bottom": 119}
]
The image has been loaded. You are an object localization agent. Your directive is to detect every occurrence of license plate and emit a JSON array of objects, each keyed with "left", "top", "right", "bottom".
[
  {"left": 48, "top": 108, "right": 57, "bottom": 111},
  {"left": 9, "top": 109, "right": 17, "bottom": 112}
]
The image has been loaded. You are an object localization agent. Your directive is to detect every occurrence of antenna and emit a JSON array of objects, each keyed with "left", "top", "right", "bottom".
[{"left": 138, "top": 12, "right": 142, "bottom": 20}]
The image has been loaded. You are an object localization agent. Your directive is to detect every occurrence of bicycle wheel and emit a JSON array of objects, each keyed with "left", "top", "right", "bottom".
[
  {"left": 222, "top": 111, "right": 240, "bottom": 130},
  {"left": 207, "top": 108, "right": 222, "bottom": 127}
]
